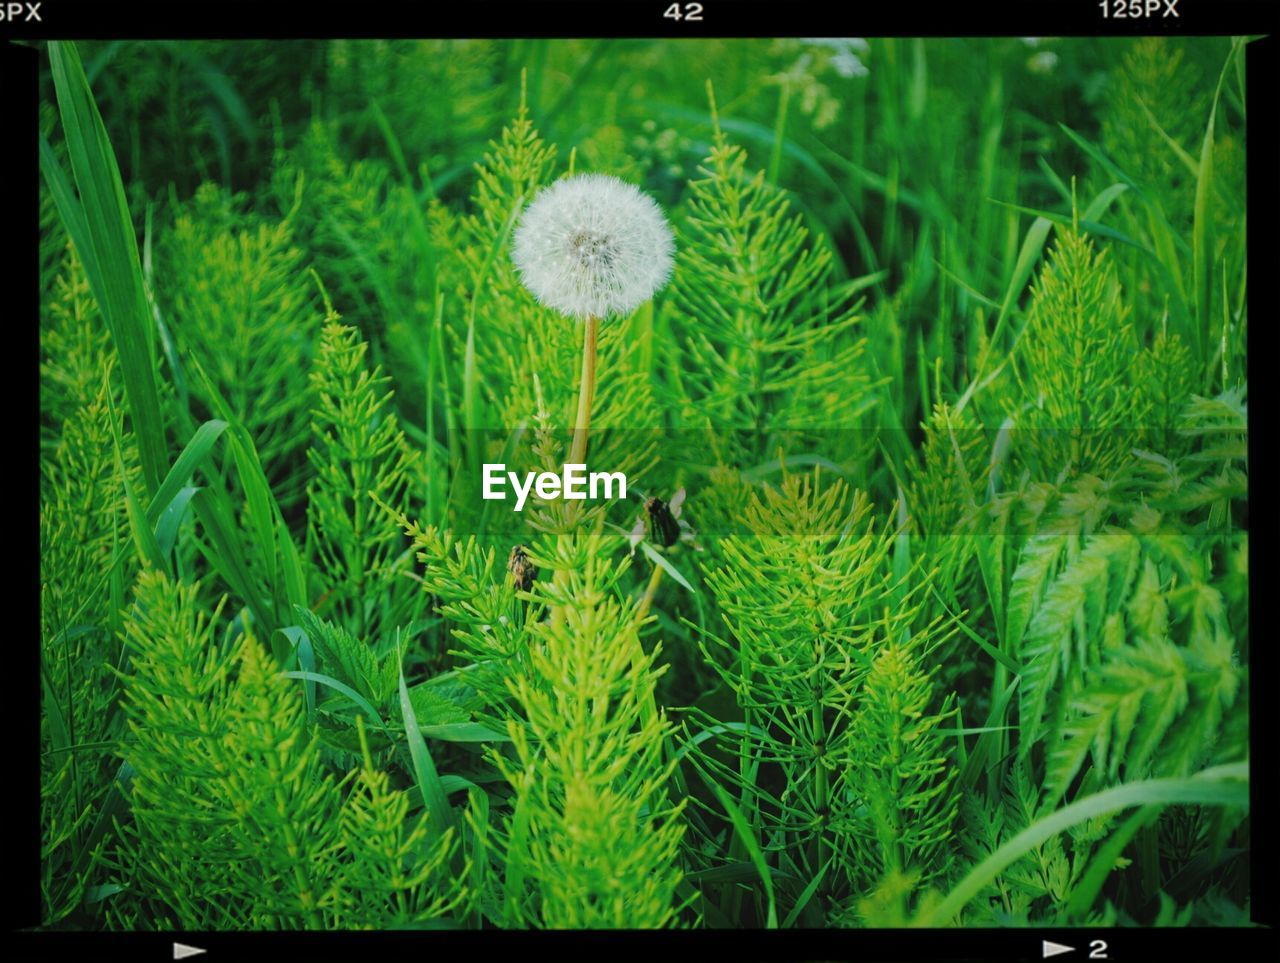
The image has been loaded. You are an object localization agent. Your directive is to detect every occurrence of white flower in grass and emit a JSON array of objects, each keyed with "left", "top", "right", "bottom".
[
  {"left": 830, "top": 50, "right": 870, "bottom": 78},
  {"left": 511, "top": 173, "right": 675, "bottom": 320},
  {"left": 1027, "top": 51, "right": 1060, "bottom": 75}
]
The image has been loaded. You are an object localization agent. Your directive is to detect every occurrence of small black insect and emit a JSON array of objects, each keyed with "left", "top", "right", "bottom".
[
  {"left": 644, "top": 496, "right": 681, "bottom": 549},
  {"left": 507, "top": 544, "right": 537, "bottom": 592}
]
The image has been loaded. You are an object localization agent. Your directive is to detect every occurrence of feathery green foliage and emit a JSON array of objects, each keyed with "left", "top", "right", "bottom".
[
  {"left": 306, "top": 314, "right": 422, "bottom": 639},
  {"left": 117, "top": 571, "right": 464, "bottom": 928},
  {"left": 1013, "top": 226, "right": 1148, "bottom": 481},
  {"left": 39, "top": 244, "right": 138, "bottom": 927},
  {"left": 495, "top": 529, "right": 686, "bottom": 928},
  {"left": 156, "top": 186, "right": 322, "bottom": 508},
  {"left": 669, "top": 121, "right": 873, "bottom": 467},
  {"left": 852, "top": 640, "right": 959, "bottom": 885},
  {"left": 691, "top": 472, "right": 957, "bottom": 916}
]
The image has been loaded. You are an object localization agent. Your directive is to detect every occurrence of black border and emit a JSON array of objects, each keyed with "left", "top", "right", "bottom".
[
  {"left": 5, "top": 926, "right": 1280, "bottom": 962},
  {"left": 1243, "top": 28, "right": 1274, "bottom": 939},
  {"left": 0, "top": 0, "right": 1275, "bottom": 40},
  {"left": 7, "top": 36, "right": 43, "bottom": 940},
  {"left": 8, "top": 2, "right": 1276, "bottom": 961}
]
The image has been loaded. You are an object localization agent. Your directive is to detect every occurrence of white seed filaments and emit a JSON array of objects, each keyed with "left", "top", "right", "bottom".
[
  {"left": 568, "top": 229, "right": 620, "bottom": 272},
  {"left": 511, "top": 173, "right": 675, "bottom": 320}
]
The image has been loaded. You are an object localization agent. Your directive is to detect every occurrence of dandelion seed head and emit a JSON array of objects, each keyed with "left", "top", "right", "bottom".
[{"left": 511, "top": 173, "right": 675, "bottom": 320}]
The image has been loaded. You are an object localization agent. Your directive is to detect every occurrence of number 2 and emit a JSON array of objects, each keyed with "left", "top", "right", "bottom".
[{"left": 1089, "top": 940, "right": 1109, "bottom": 960}]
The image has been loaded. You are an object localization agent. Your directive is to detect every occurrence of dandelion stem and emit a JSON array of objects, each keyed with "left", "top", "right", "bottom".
[
  {"left": 569, "top": 314, "right": 599, "bottom": 469},
  {"left": 551, "top": 315, "right": 600, "bottom": 631},
  {"left": 634, "top": 563, "right": 665, "bottom": 627}
]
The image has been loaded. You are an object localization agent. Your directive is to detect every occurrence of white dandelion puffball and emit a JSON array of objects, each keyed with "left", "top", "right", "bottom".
[{"left": 511, "top": 173, "right": 675, "bottom": 320}]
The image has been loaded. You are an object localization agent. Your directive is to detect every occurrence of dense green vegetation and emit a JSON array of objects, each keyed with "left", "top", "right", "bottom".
[{"left": 38, "top": 35, "right": 1249, "bottom": 929}]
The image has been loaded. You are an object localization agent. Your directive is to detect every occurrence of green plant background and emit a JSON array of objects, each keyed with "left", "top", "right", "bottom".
[{"left": 38, "top": 36, "right": 1249, "bottom": 930}]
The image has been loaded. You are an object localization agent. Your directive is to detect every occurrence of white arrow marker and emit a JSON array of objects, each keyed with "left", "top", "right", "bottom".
[
  {"left": 173, "top": 943, "right": 207, "bottom": 960},
  {"left": 1042, "top": 940, "right": 1075, "bottom": 959}
]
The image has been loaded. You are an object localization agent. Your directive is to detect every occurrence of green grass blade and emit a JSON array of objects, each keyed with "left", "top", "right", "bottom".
[
  {"left": 1064, "top": 804, "right": 1160, "bottom": 920},
  {"left": 1194, "top": 39, "right": 1243, "bottom": 374},
  {"left": 930, "top": 588, "right": 1023, "bottom": 676},
  {"left": 418, "top": 723, "right": 510, "bottom": 743},
  {"left": 152, "top": 485, "right": 199, "bottom": 558},
  {"left": 780, "top": 857, "right": 830, "bottom": 929},
  {"left": 47, "top": 41, "right": 168, "bottom": 495},
  {"left": 283, "top": 670, "right": 384, "bottom": 728},
  {"left": 712, "top": 782, "right": 778, "bottom": 929},
  {"left": 102, "top": 384, "right": 164, "bottom": 571},
  {"left": 189, "top": 488, "right": 275, "bottom": 634},
  {"left": 187, "top": 355, "right": 306, "bottom": 626},
  {"left": 280, "top": 626, "right": 316, "bottom": 720},
  {"left": 956, "top": 214, "right": 1052, "bottom": 413},
  {"left": 989, "top": 201, "right": 1148, "bottom": 253},
  {"left": 41, "top": 660, "right": 72, "bottom": 754},
  {"left": 398, "top": 658, "right": 457, "bottom": 843},
  {"left": 62, "top": 761, "right": 134, "bottom": 898},
  {"left": 1082, "top": 182, "right": 1130, "bottom": 222},
  {"left": 462, "top": 198, "right": 522, "bottom": 474},
  {"left": 639, "top": 541, "right": 697, "bottom": 594},
  {"left": 958, "top": 675, "right": 1020, "bottom": 792},
  {"left": 38, "top": 131, "right": 101, "bottom": 294},
  {"left": 145, "top": 419, "right": 228, "bottom": 527},
  {"left": 1194, "top": 62, "right": 1225, "bottom": 365},
  {"left": 1057, "top": 123, "right": 1149, "bottom": 202},
  {"left": 502, "top": 782, "right": 533, "bottom": 926}
]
